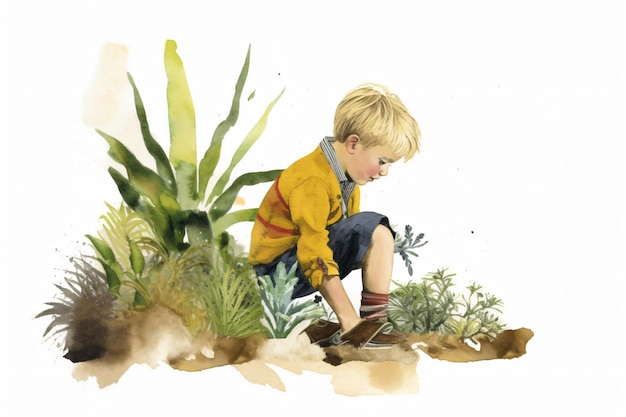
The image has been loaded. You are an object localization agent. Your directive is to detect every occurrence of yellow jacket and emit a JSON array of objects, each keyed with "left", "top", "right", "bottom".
[{"left": 248, "top": 145, "right": 360, "bottom": 289}]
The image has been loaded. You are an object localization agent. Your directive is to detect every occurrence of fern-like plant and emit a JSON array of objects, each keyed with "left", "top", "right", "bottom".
[
  {"left": 202, "top": 234, "right": 264, "bottom": 338},
  {"left": 85, "top": 202, "right": 165, "bottom": 309},
  {"left": 258, "top": 262, "right": 325, "bottom": 339},
  {"left": 141, "top": 243, "right": 216, "bottom": 337}
]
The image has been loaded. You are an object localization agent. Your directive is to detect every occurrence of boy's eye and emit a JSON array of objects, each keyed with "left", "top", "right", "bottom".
[{"left": 378, "top": 159, "right": 387, "bottom": 166}]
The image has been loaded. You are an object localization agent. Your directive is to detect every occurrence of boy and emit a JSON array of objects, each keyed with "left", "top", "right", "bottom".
[{"left": 248, "top": 83, "right": 421, "bottom": 348}]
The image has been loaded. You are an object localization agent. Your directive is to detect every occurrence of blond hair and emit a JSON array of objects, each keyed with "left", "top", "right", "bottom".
[{"left": 333, "top": 83, "right": 421, "bottom": 161}]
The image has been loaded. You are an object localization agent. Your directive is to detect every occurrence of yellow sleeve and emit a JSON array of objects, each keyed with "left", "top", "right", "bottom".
[{"left": 289, "top": 177, "right": 340, "bottom": 289}]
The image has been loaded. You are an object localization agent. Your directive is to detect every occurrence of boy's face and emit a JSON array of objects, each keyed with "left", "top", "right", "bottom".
[{"left": 344, "top": 136, "right": 399, "bottom": 185}]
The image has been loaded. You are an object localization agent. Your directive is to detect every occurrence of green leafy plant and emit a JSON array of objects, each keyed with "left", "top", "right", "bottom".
[
  {"left": 258, "top": 262, "right": 325, "bottom": 338},
  {"left": 86, "top": 202, "right": 164, "bottom": 309},
  {"left": 388, "top": 268, "right": 459, "bottom": 334},
  {"left": 39, "top": 41, "right": 286, "bottom": 346},
  {"left": 394, "top": 224, "right": 427, "bottom": 276},
  {"left": 202, "top": 234, "right": 264, "bottom": 338},
  {"left": 83, "top": 203, "right": 216, "bottom": 336},
  {"left": 442, "top": 282, "right": 506, "bottom": 340},
  {"left": 90, "top": 40, "right": 285, "bottom": 334},
  {"left": 96, "top": 40, "right": 284, "bottom": 257},
  {"left": 388, "top": 268, "right": 506, "bottom": 340},
  {"left": 141, "top": 242, "right": 216, "bottom": 336}
]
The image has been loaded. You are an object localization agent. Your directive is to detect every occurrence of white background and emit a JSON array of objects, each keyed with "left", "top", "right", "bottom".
[{"left": 2, "top": 0, "right": 624, "bottom": 415}]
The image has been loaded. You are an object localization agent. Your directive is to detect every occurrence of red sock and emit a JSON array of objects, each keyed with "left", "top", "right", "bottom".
[{"left": 359, "top": 291, "right": 389, "bottom": 320}]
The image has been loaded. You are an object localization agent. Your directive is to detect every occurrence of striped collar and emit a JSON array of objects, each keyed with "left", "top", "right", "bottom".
[{"left": 320, "top": 136, "right": 355, "bottom": 217}]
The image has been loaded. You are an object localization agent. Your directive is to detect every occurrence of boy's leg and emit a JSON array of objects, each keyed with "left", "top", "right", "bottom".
[
  {"left": 359, "top": 291, "right": 390, "bottom": 320},
  {"left": 327, "top": 213, "right": 396, "bottom": 323},
  {"left": 359, "top": 224, "right": 395, "bottom": 320}
]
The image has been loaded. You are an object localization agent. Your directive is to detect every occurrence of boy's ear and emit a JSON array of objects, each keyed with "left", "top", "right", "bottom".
[{"left": 345, "top": 134, "right": 360, "bottom": 153}]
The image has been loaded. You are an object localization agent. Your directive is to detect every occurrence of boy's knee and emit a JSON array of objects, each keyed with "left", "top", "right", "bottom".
[{"left": 372, "top": 224, "right": 394, "bottom": 247}]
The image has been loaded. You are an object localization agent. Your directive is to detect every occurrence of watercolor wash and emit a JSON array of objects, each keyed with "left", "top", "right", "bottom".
[{"left": 37, "top": 41, "right": 533, "bottom": 395}]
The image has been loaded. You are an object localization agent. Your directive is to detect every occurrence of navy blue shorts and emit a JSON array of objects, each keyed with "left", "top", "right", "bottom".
[{"left": 253, "top": 211, "right": 395, "bottom": 299}]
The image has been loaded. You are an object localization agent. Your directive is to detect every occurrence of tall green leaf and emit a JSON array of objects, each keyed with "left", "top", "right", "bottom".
[
  {"left": 108, "top": 167, "right": 179, "bottom": 250},
  {"left": 86, "top": 234, "right": 116, "bottom": 264},
  {"left": 211, "top": 208, "right": 258, "bottom": 237},
  {"left": 128, "top": 240, "right": 145, "bottom": 275},
  {"left": 99, "top": 130, "right": 185, "bottom": 251},
  {"left": 99, "top": 259, "right": 122, "bottom": 295},
  {"left": 98, "top": 129, "right": 179, "bottom": 211},
  {"left": 107, "top": 168, "right": 142, "bottom": 211},
  {"left": 198, "top": 45, "right": 250, "bottom": 202},
  {"left": 209, "top": 169, "right": 282, "bottom": 221},
  {"left": 165, "top": 39, "right": 197, "bottom": 209},
  {"left": 127, "top": 72, "right": 177, "bottom": 194},
  {"left": 206, "top": 87, "right": 285, "bottom": 205}
]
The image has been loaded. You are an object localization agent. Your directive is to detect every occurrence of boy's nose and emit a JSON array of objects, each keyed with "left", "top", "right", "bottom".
[{"left": 379, "top": 165, "right": 390, "bottom": 176}]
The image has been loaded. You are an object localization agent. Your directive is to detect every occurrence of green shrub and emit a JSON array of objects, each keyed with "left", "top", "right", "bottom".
[
  {"left": 388, "top": 268, "right": 506, "bottom": 341},
  {"left": 39, "top": 41, "right": 284, "bottom": 342}
]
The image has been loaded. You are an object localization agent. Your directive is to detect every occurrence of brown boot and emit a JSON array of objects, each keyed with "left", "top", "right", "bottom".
[
  {"left": 366, "top": 327, "right": 407, "bottom": 347},
  {"left": 339, "top": 319, "right": 405, "bottom": 349},
  {"left": 362, "top": 317, "right": 407, "bottom": 346},
  {"left": 302, "top": 319, "right": 342, "bottom": 347}
]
